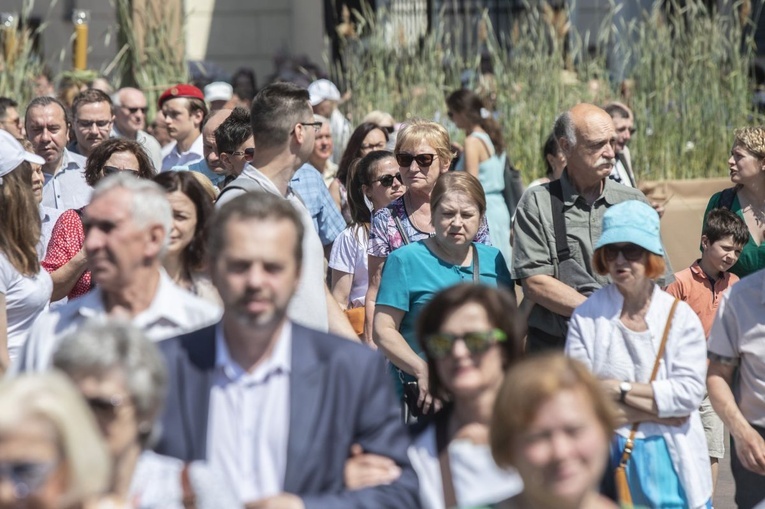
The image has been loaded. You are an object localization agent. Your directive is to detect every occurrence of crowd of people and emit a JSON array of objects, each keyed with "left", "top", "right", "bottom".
[{"left": 1, "top": 66, "right": 765, "bottom": 509}]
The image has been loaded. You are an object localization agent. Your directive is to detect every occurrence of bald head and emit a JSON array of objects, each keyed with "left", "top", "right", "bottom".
[
  {"left": 202, "top": 109, "right": 232, "bottom": 173},
  {"left": 554, "top": 103, "right": 616, "bottom": 187},
  {"left": 113, "top": 87, "right": 148, "bottom": 138}
]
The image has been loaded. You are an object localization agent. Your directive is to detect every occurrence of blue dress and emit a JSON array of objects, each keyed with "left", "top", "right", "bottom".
[{"left": 456, "top": 132, "right": 512, "bottom": 270}]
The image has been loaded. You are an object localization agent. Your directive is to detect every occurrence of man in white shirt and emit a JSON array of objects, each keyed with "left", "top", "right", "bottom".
[
  {"left": 217, "top": 83, "right": 356, "bottom": 338},
  {"left": 156, "top": 192, "right": 417, "bottom": 508},
  {"left": 14, "top": 173, "right": 221, "bottom": 372},
  {"left": 159, "top": 84, "right": 207, "bottom": 171},
  {"left": 25, "top": 96, "right": 91, "bottom": 210},
  {"left": 111, "top": 87, "right": 163, "bottom": 172}
]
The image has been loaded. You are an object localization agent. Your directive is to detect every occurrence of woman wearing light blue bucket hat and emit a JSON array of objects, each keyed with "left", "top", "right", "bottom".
[{"left": 565, "top": 200, "right": 713, "bottom": 508}]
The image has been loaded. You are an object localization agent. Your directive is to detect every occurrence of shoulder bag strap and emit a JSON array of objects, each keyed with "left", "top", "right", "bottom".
[
  {"left": 180, "top": 463, "right": 197, "bottom": 509},
  {"left": 618, "top": 298, "right": 681, "bottom": 466},
  {"left": 471, "top": 244, "right": 480, "bottom": 283},
  {"left": 436, "top": 415, "right": 457, "bottom": 509},
  {"left": 548, "top": 180, "right": 571, "bottom": 263},
  {"left": 393, "top": 214, "right": 411, "bottom": 245}
]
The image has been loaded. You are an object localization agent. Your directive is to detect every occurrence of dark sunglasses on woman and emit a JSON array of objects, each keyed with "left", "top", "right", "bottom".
[
  {"left": 603, "top": 243, "right": 645, "bottom": 262},
  {"left": 395, "top": 153, "right": 436, "bottom": 168},
  {"left": 423, "top": 329, "right": 507, "bottom": 358},
  {"left": 375, "top": 173, "right": 403, "bottom": 188}
]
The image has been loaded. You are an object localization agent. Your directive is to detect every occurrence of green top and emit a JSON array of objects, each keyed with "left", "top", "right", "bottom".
[{"left": 704, "top": 190, "right": 765, "bottom": 278}]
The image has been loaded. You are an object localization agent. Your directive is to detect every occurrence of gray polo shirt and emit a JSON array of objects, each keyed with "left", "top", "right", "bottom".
[
  {"left": 709, "top": 269, "right": 765, "bottom": 427},
  {"left": 512, "top": 169, "right": 673, "bottom": 335}
]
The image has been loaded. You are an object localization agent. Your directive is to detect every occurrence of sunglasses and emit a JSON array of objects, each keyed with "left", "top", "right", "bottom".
[
  {"left": 85, "top": 394, "right": 127, "bottom": 414},
  {"left": 230, "top": 147, "right": 255, "bottom": 161},
  {"left": 122, "top": 106, "right": 148, "bottom": 115},
  {"left": 375, "top": 173, "right": 403, "bottom": 187},
  {"left": 381, "top": 125, "right": 395, "bottom": 134},
  {"left": 0, "top": 461, "right": 59, "bottom": 498},
  {"left": 102, "top": 166, "right": 139, "bottom": 176},
  {"left": 603, "top": 243, "right": 646, "bottom": 262},
  {"left": 395, "top": 153, "right": 437, "bottom": 168},
  {"left": 423, "top": 329, "right": 507, "bottom": 358}
]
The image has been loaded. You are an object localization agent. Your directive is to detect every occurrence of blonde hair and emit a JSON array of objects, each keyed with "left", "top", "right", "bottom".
[
  {"left": 491, "top": 354, "right": 616, "bottom": 468},
  {"left": 734, "top": 126, "right": 765, "bottom": 159},
  {"left": 0, "top": 372, "right": 111, "bottom": 504},
  {"left": 395, "top": 118, "right": 454, "bottom": 165},
  {"left": 186, "top": 169, "right": 219, "bottom": 201},
  {"left": 362, "top": 110, "right": 395, "bottom": 127}
]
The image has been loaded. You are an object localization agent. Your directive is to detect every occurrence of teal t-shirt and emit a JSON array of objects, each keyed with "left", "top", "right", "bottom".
[
  {"left": 703, "top": 190, "right": 765, "bottom": 278},
  {"left": 376, "top": 240, "right": 513, "bottom": 394}
]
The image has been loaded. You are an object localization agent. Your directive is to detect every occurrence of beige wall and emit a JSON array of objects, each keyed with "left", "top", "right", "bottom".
[{"left": 185, "top": 0, "right": 325, "bottom": 84}]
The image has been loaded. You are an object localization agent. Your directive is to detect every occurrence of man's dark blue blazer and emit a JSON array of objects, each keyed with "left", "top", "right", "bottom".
[{"left": 154, "top": 322, "right": 419, "bottom": 509}]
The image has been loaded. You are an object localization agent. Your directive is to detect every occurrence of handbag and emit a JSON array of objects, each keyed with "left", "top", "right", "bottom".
[
  {"left": 344, "top": 306, "right": 365, "bottom": 336},
  {"left": 614, "top": 298, "right": 680, "bottom": 508}
]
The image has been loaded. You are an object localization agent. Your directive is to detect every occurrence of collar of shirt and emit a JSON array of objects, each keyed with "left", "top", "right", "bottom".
[
  {"left": 214, "top": 321, "right": 292, "bottom": 385},
  {"left": 172, "top": 133, "right": 204, "bottom": 157},
  {"left": 44, "top": 149, "right": 85, "bottom": 183},
  {"left": 241, "top": 164, "right": 298, "bottom": 200},
  {"left": 559, "top": 169, "right": 619, "bottom": 207},
  {"left": 74, "top": 269, "right": 202, "bottom": 325},
  {"left": 689, "top": 260, "right": 716, "bottom": 282}
]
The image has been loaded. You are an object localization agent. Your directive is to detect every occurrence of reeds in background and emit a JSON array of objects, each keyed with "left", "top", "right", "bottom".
[{"left": 335, "top": 0, "right": 758, "bottom": 182}]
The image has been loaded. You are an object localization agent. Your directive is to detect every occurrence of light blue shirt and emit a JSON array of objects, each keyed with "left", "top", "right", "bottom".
[
  {"left": 207, "top": 322, "right": 292, "bottom": 504},
  {"left": 290, "top": 164, "right": 345, "bottom": 246},
  {"left": 161, "top": 134, "right": 204, "bottom": 171},
  {"left": 42, "top": 149, "right": 91, "bottom": 211},
  {"left": 171, "top": 159, "right": 227, "bottom": 187}
]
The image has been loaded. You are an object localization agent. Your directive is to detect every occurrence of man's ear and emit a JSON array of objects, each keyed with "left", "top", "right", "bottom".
[
  {"left": 220, "top": 152, "right": 233, "bottom": 172},
  {"left": 145, "top": 224, "right": 166, "bottom": 259}
]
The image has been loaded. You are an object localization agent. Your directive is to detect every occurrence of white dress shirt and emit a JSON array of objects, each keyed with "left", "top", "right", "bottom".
[
  {"left": 112, "top": 126, "right": 163, "bottom": 173},
  {"left": 207, "top": 322, "right": 291, "bottom": 504},
  {"left": 162, "top": 134, "right": 204, "bottom": 171},
  {"left": 38, "top": 205, "right": 63, "bottom": 259},
  {"left": 217, "top": 165, "right": 329, "bottom": 332},
  {"left": 13, "top": 269, "right": 222, "bottom": 373},
  {"left": 42, "top": 149, "right": 92, "bottom": 210}
]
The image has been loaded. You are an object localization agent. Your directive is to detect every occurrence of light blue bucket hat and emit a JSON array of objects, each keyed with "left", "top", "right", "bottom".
[{"left": 594, "top": 200, "right": 664, "bottom": 256}]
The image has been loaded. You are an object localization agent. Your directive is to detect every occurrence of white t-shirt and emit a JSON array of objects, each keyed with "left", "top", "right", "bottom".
[
  {"left": 328, "top": 225, "right": 368, "bottom": 307},
  {"left": 0, "top": 253, "right": 52, "bottom": 361}
]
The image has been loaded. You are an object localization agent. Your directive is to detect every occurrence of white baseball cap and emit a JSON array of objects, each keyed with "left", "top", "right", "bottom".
[
  {"left": 307, "top": 79, "right": 341, "bottom": 106},
  {"left": 204, "top": 81, "right": 234, "bottom": 103},
  {"left": 0, "top": 130, "right": 44, "bottom": 184}
]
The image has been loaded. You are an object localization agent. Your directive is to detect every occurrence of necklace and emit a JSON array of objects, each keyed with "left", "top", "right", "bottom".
[{"left": 404, "top": 194, "right": 433, "bottom": 233}]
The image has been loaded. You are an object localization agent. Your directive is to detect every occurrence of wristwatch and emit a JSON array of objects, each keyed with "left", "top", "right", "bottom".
[{"left": 619, "top": 382, "right": 633, "bottom": 403}]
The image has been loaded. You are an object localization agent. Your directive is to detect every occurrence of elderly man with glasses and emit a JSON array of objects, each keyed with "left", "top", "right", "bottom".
[{"left": 111, "top": 87, "right": 163, "bottom": 172}]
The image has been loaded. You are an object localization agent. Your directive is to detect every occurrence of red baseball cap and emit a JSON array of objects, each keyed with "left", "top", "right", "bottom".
[{"left": 158, "top": 84, "right": 205, "bottom": 109}]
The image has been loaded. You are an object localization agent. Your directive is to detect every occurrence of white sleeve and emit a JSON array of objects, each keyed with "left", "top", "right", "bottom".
[
  {"left": 652, "top": 302, "right": 708, "bottom": 418},
  {"left": 328, "top": 228, "right": 359, "bottom": 273},
  {"left": 565, "top": 307, "right": 595, "bottom": 370},
  {"left": 708, "top": 289, "right": 739, "bottom": 362},
  {"left": 0, "top": 255, "right": 13, "bottom": 294}
]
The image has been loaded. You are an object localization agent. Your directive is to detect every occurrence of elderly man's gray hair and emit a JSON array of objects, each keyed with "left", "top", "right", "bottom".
[
  {"left": 553, "top": 111, "right": 576, "bottom": 148},
  {"left": 91, "top": 172, "right": 173, "bottom": 251},
  {"left": 52, "top": 320, "right": 168, "bottom": 426}
]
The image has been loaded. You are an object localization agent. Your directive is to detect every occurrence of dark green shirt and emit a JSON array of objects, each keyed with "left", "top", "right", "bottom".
[{"left": 704, "top": 190, "right": 765, "bottom": 278}]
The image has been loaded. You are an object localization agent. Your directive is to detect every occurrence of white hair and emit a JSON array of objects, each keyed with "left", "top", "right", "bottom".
[
  {"left": 91, "top": 173, "right": 173, "bottom": 253},
  {"left": 313, "top": 114, "right": 330, "bottom": 126},
  {"left": 553, "top": 111, "right": 576, "bottom": 148}
]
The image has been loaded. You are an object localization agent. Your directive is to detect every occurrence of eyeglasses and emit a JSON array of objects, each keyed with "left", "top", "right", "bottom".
[
  {"left": 1, "top": 116, "right": 21, "bottom": 127},
  {"left": 395, "top": 153, "right": 437, "bottom": 168},
  {"left": 423, "top": 329, "right": 507, "bottom": 358},
  {"left": 296, "top": 122, "right": 323, "bottom": 133},
  {"left": 122, "top": 106, "right": 148, "bottom": 115},
  {"left": 102, "top": 166, "right": 140, "bottom": 176},
  {"left": 229, "top": 147, "right": 255, "bottom": 161},
  {"left": 85, "top": 394, "right": 128, "bottom": 414},
  {"left": 603, "top": 243, "right": 646, "bottom": 262},
  {"left": 374, "top": 173, "right": 403, "bottom": 187},
  {"left": 0, "top": 461, "right": 59, "bottom": 498},
  {"left": 76, "top": 119, "right": 112, "bottom": 130},
  {"left": 361, "top": 142, "right": 387, "bottom": 152}
]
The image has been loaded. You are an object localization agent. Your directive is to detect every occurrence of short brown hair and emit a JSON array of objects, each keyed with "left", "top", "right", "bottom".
[
  {"left": 84, "top": 138, "right": 155, "bottom": 186},
  {"left": 490, "top": 353, "right": 616, "bottom": 468},
  {"left": 71, "top": 88, "right": 113, "bottom": 117},
  {"left": 592, "top": 247, "right": 665, "bottom": 279},
  {"left": 416, "top": 284, "right": 523, "bottom": 400},
  {"left": 430, "top": 171, "right": 486, "bottom": 218}
]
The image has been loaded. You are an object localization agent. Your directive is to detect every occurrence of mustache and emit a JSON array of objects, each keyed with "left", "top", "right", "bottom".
[{"left": 596, "top": 157, "right": 616, "bottom": 166}]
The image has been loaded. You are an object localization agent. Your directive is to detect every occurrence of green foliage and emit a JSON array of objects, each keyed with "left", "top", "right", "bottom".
[{"left": 335, "top": 0, "right": 758, "bottom": 182}]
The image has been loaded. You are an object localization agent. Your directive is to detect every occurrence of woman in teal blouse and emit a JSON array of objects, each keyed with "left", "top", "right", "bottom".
[
  {"left": 703, "top": 127, "right": 765, "bottom": 277},
  {"left": 374, "top": 172, "right": 513, "bottom": 413}
]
